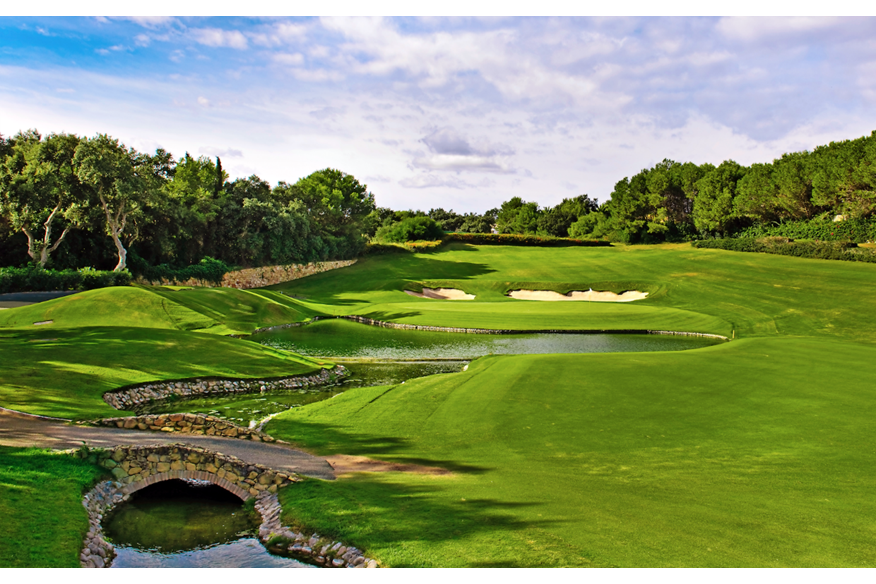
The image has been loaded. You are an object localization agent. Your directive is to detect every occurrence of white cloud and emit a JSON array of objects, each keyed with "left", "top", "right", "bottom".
[
  {"left": 273, "top": 52, "right": 304, "bottom": 66},
  {"left": 200, "top": 147, "right": 244, "bottom": 158},
  {"left": 191, "top": 28, "right": 249, "bottom": 50},
  {"left": 716, "top": 16, "right": 846, "bottom": 42},
  {"left": 197, "top": 96, "right": 210, "bottom": 107},
  {"left": 107, "top": 16, "right": 175, "bottom": 28}
]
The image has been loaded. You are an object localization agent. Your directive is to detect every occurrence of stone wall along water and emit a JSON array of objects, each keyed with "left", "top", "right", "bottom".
[{"left": 102, "top": 366, "right": 346, "bottom": 411}]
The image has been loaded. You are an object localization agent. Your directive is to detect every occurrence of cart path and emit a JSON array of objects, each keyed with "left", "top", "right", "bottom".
[{"left": 0, "top": 409, "right": 336, "bottom": 480}]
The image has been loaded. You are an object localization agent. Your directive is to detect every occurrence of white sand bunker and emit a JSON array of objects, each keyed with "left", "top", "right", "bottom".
[
  {"left": 508, "top": 289, "right": 648, "bottom": 302},
  {"left": 405, "top": 287, "right": 475, "bottom": 300}
]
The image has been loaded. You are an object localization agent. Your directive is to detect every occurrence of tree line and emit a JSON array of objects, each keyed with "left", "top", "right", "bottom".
[
  {"left": 3, "top": 128, "right": 875, "bottom": 273},
  {"left": 0, "top": 131, "right": 376, "bottom": 271}
]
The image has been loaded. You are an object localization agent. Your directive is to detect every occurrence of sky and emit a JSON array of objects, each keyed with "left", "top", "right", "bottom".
[{"left": 1, "top": 15, "right": 875, "bottom": 212}]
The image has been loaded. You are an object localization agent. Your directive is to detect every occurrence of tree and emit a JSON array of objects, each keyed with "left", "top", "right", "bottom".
[
  {"left": 293, "top": 169, "right": 375, "bottom": 236},
  {"left": 691, "top": 161, "right": 747, "bottom": 235},
  {"left": 0, "top": 130, "right": 88, "bottom": 267},
  {"left": 73, "top": 135, "right": 147, "bottom": 271}
]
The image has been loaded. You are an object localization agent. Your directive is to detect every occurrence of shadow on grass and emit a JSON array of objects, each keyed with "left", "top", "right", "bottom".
[
  {"left": 273, "top": 419, "right": 491, "bottom": 475},
  {"left": 279, "top": 476, "right": 558, "bottom": 567}
]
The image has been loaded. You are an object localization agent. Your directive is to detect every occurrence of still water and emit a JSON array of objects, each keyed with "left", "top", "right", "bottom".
[
  {"left": 105, "top": 480, "right": 313, "bottom": 568},
  {"left": 251, "top": 318, "right": 722, "bottom": 360}
]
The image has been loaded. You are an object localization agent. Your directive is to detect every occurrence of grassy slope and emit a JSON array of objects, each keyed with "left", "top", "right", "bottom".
[
  {"left": 271, "top": 337, "right": 876, "bottom": 567},
  {"left": 0, "top": 327, "right": 325, "bottom": 419},
  {"left": 272, "top": 243, "right": 876, "bottom": 342},
  {"left": 264, "top": 243, "right": 876, "bottom": 567},
  {"left": 0, "top": 447, "right": 107, "bottom": 567}
]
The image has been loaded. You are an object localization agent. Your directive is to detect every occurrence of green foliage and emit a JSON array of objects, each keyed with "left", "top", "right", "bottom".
[
  {"left": 445, "top": 232, "right": 609, "bottom": 247},
  {"left": 692, "top": 237, "right": 876, "bottom": 263},
  {"left": 0, "top": 265, "right": 130, "bottom": 293},
  {"left": 376, "top": 216, "right": 445, "bottom": 243},
  {"left": 736, "top": 216, "right": 876, "bottom": 242},
  {"left": 129, "top": 255, "right": 233, "bottom": 284}
]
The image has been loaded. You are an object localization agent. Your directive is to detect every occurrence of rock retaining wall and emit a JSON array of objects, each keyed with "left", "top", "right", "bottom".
[
  {"left": 92, "top": 413, "right": 276, "bottom": 442},
  {"left": 103, "top": 366, "right": 346, "bottom": 411},
  {"left": 135, "top": 260, "right": 356, "bottom": 289}
]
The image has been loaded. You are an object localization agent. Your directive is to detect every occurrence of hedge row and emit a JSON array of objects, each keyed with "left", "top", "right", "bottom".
[
  {"left": 128, "top": 256, "right": 233, "bottom": 285},
  {"left": 445, "top": 233, "right": 610, "bottom": 247},
  {"left": 692, "top": 237, "right": 876, "bottom": 263},
  {"left": 735, "top": 218, "right": 876, "bottom": 243},
  {"left": 0, "top": 267, "right": 132, "bottom": 294}
]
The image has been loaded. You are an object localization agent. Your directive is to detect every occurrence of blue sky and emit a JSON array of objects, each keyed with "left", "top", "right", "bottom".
[{"left": 1, "top": 16, "right": 875, "bottom": 211}]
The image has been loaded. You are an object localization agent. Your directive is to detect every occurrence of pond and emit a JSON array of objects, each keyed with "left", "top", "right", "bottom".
[
  {"left": 104, "top": 479, "right": 314, "bottom": 568},
  {"left": 250, "top": 318, "right": 723, "bottom": 360}
]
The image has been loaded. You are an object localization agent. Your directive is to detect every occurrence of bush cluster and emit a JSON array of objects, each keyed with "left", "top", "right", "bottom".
[
  {"left": 0, "top": 266, "right": 132, "bottom": 293},
  {"left": 692, "top": 238, "right": 876, "bottom": 263},
  {"left": 129, "top": 255, "right": 233, "bottom": 285},
  {"left": 735, "top": 217, "right": 876, "bottom": 243},
  {"left": 446, "top": 233, "right": 610, "bottom": 247}
]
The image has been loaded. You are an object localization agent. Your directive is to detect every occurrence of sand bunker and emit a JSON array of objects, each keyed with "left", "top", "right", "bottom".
[
  {"left": 325, "top": 454, "right": 453, "bottom": 476},
  {"left": 508, "top": 289, "right": 648, "bottom": 302},
  {"left": 405, "top": 287, "right": 475, "bottom": 300}
]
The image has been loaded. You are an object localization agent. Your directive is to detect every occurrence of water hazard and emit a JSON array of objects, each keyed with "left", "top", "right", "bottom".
[
  {"left": 251, "top": 318, "right": 723, "bottom": 360},
  {"left": 104, "top": 480, "right": 314, "bottom": 568}
]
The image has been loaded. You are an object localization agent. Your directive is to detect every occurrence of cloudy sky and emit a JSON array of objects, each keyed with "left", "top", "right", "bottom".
[{"left": 1, "top": 16, "right": 875, "bottom": 211}]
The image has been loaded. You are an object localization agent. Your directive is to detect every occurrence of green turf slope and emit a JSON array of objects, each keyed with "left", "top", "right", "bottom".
[
  {"left": 272, "top": 243, "right": 876, "bottom": 342},
  {"left": 269, "top": 337, "right": 876, "bottom": 567},
  {"left": 0, "top": 327, "right": 326, "bottom": 419},
  {"left": 0, "top": 447, "right": 107, "bottom": 567}
]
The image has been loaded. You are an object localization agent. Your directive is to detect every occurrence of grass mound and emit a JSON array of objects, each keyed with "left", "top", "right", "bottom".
[{"left": 0, "top": 327, "right": 325, "bottom": 419}]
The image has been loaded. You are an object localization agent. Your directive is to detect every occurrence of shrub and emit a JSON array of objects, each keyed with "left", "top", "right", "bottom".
[
  {"left": 129, "top": 256, "right": 233, "bottom": 285},
  {"left": 735, "top": 217, "right": 876, "bottom": 243},
  {"left": 376, "top": 216, "right": 445, "bottom": 243},
  {"left": 0, "top": 266, "right": 131, "bottom": 293},
  {"left": 692, "top": 238, "right": 876, "bottom": 264},
  {"left": 445, "top": 233, "right": 610, "bottom": 247}
]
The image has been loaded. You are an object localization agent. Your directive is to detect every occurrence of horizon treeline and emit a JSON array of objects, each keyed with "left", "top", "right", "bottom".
[
  {"left": 2, "top": 128, "right": 875, "bottom": 272},
  {"left": 0, "top": 130, "right": 377, "bottom": 272}
]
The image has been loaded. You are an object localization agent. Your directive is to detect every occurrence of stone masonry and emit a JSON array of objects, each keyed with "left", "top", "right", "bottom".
[
  {"left": 102, "top": 366, "right": 346, "bottom": 411},
  {"left": 73, "top": 444, "right": 377, "bottom": 568},
  {"left": 92, "top": 413, "right": 276, "bottom": 442},
  {"left": 135, "top": 260, "right": 356, "bottom": 289}
]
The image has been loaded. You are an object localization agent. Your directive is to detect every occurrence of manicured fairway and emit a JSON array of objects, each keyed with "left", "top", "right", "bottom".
[
  {"left": 273, "top": 243, "right": 876, "bottom": 342},
  {"left": 269, "top": 336, "right": 876, "bottom": 567},
  {"left": 0, "top": 327, "right": 324, "bottom": 419},
  {"left": 0, "top": 446, "right": 107, "bottom": 567}
]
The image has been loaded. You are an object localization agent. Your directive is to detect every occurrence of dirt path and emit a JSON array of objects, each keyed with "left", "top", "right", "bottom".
[{"left": 0, "top": 409, "right": 337, "bottom": 480}]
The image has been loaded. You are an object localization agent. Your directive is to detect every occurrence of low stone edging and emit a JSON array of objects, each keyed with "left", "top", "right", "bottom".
[
  {"left": 102, "top": 366, "right": 347, "bottom": 411},
  {"left": 256, "top": 494, "right": 378, "bottom": 568},
  {"left": 135, "top": 260, "right": 357, "bottom": 289},
  {"left": 92, "top": 413, "right": 276, "bottom": 442},
  {"left": 74, "top": 444, "right": 376, "bottom": 569}
]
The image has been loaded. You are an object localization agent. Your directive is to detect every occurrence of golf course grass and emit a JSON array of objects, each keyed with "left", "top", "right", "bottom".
[
  {"left": 3, "top": 241, "right": 876, "bottom": 566},
  {"left": 0, "top": 327, "right": 325, "bottom": 419},
  {"left": 0, "top": 446, "right": 108, "bottom": 567}
]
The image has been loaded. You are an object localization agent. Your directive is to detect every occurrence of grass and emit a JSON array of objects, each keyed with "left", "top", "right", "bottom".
[
  {"left": 0, "top": 327, "right": 325, "bottom": 419},
  {"left": 0, "top": 446, "right": 107, "bottom": 567},
  {"left": 270, "top": 337, "right": 876, "bottom": 567}
]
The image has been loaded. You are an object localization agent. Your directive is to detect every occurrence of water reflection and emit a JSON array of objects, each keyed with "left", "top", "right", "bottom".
[{"left": 104, "top": 480, "right": 312, "bottom": 568}]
